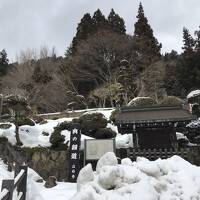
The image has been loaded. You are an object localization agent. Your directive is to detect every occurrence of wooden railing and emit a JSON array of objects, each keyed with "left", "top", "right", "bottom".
[
  {"left": 0, "top": 166, "right": 28, "bottom": 200},
  {"left": 127, "top": 148, "right": 190, "bottom": 161}
]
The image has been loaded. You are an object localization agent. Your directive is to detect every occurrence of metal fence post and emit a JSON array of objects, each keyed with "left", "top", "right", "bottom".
[
  {"left": 14, "top": 165, "right": 28, "bottom": 200},
  {"left": 1, "top": 179, "right": 14, "bottom": 200}
]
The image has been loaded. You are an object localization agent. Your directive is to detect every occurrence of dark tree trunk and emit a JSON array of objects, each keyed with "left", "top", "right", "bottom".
[{"left": 15, "top": 113, "right": 23, "bottom": 146}]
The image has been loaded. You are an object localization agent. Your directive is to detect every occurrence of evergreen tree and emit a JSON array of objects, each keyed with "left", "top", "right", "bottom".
[
  {"left": 108, "top": 9, "right": 126, "bottom": 34},
  {"left": 194, "top": 27, "right": 200, "bottom": 53},
  {"left": 182, "top": 27, "right": 195, "bottom": 55},
  {"left": 66, "top": 13, "right": 94, "bottom": 55},
  {"left": 92, "top": 9, "right": 108, "bottom": 30},
  {"left": 0, "top": 49, "right": 9, "bottom": 76},
  {"left": 117, "top": 60, "right": 137, "bottom": 104},
  {"left": 176, "top": 27, "right": 199, "bottom": 95},
  {"left": 133, "top": 2, "right": 161, "bottom": 71}
]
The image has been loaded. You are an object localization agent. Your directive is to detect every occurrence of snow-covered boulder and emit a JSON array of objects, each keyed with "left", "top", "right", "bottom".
[
  {"left": 96, "top": 152, "right": 118, "bottom": 173},
  {"left": 77, "top": 164, "right": 94, "bottom": 191}
]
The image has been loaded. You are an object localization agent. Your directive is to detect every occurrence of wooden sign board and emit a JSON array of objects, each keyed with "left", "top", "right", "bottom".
[
  {"left": 84, "top": 139, "right": 115, "bottom": 161},
  {"left": 68, "top": 123, "right": 81, "bottom": 182}
]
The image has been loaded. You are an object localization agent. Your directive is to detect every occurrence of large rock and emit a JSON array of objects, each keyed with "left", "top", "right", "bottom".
[
  {"left": 44, "top": 176, "right": 57, "bottom": 188},
  {"left": 96, "top": 152, "right": 118, "bottom": 173},
  {"left": 77, "top": 164, "right": 94, "bottom": 191}
]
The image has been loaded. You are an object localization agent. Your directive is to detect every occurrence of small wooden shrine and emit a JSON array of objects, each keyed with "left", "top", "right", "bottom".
[{"left": 116, "top": 105, "right": 196, "bottom": 150}]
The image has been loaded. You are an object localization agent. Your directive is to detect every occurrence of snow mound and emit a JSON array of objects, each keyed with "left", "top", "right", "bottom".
[
  {"left": 72, "top": 155, "right": 200, "bottom": 200},
  {"left": 176, "top": 132, "right": 189, "bottom": 141},
  {"left": 187, "top": 90, "right": 200, "bottom": 99},
  {"left": 77, "top": 164, "right": 94, "bottom": 191},
  {"left": 98, "top": 165, "right": 124, "bottom": 189},
  {"left": 187, "top": 119, "right": 200, "bottom": 128},
  {"left": 96, "top": 152, "right": 118, "bottom": 173}
]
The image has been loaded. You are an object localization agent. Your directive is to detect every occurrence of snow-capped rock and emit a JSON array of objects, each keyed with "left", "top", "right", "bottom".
[
  {"left": 77, "top": 164, "right": 94, "bottom": 191},
  {"left": 187, "top": 89, "right": 200, "bottom": 99},
  {"left": 96, "top": 152, "right": 118, "bottom": 173}
]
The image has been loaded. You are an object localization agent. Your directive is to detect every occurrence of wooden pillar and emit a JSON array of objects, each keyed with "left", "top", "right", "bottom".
[{"left": 132, "top": 124, "right": 138, "bottom": 148}]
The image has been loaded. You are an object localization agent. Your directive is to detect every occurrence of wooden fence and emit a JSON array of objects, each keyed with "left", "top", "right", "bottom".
[
  {"left": 127, "top": 148, "right": 190, "bottom": 161},
  {"left": 0, "top": 165, "right": 28, "bottom": 200}
]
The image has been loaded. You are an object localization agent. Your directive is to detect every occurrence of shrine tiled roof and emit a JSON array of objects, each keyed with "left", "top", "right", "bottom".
[{"left": 116, "top": 105, "right": 196, "bottom": 124}]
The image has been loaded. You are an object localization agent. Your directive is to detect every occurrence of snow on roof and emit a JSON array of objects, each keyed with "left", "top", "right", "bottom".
[{"left": 187, "top": 90, "right": 200, "bottom": 99}]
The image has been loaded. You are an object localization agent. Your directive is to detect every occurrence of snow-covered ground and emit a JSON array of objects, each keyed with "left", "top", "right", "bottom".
[
  {"left": 0, "top": 108, "right": 132, "bottom": 149},
  {"left": 0, "top": 159, "right": 76, "bottom": 200},
  {"left": 1, "top": 108, "right": 199, "bottom": 199},
  {"left": 1, "top": 152, "right": 200, "bottom": 200}
]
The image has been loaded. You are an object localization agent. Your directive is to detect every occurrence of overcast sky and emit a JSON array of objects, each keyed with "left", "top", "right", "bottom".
[{"left": 1, "top": 0, "right": 200, "bottom": 62}]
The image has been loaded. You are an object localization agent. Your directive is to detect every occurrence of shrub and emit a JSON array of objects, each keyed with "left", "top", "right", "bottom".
[
  {"left": 54, "top": 121, "right": 72, "bottom": 132},
  {"left": 0, "top": 123, "right": 12, "bottom": 129},
  {"left": 39, "top": 119, "right": 48, "bottom": 125},
  {"left": 110, "top": 109, "right": 120, "bottom": 124},
  {"left": 42, "top": 131, "right": 49, "bottom": 136},
  {"left": 33, "top": 116, "right": 44, "bottom": 124},
  {"left": 128, "top": 97, "right": 156, "bottom": 107},
  {"left": 78, "top": 113, "right": 107, "bottom": 136},
  {"left": 0, "top": 136, "right": 8, "bottom": 143},
  {"left": 18, "top": 118, "right": 35, "bottom": 126},
  {"left": 95, "top": 128, "right": 117, "bottom": 139},
  {"left": 50, "top": 121, "right": 72, "bottom": 149},
  {"left": 159, "top": 96, "right": 184, "bottom": 106}
]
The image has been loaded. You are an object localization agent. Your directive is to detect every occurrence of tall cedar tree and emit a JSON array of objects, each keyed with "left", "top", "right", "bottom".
[
  {"left": 67, "top": 13, "right": 94, "bottom": 55},
  {"left": 92, "top": 9, "right": 108, "bottom": 30},
  {"left": 0, "top": 49, "right": 9, "bottom": 76},
  {"left": 134, "top": 3, "right": 161, "bottom": 71},
  {"left": 108, "top": 9, "right": 126, "bottom": 34},
  {"left": 176, "top": 28, "right": 198, "bottom": 95},
  {"left": 182, "top": 27, "right": 195, "bottom": 56}
]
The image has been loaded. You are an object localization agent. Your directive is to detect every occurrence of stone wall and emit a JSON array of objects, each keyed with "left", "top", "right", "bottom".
[
  {"left": 0, "top": 137, "right": 200, "bottom": 182},
  {"left": 0, "top": 138, "right": 73, "bottom": 181}
]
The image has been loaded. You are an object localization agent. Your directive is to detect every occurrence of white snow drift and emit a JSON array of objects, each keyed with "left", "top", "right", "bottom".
[{"left": 73, "top": 152, "right": 200, "bottom": 200}]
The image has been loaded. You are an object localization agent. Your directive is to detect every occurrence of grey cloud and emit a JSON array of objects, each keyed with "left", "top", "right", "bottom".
[{"left": 0, "top": 0, "right": 200, "bottom": 62}]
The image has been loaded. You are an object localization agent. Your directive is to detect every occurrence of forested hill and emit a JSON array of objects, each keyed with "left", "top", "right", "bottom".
[{"left": 1, "top": 3, "right": 200, "bottom": 113}]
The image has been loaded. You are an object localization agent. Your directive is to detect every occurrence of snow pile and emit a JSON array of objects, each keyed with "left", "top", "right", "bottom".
[
  {"left": 187, "top": 90, "right": 200, "bottom": 99},
  {"left": 176, "top": 132, "right": 188, "bottom": 141},
  {"left": 0, "top": 118, "right": 93, "bottom": 149},
  {"left": 72, "top": 152, "right": 200, "bottom": 200},
  {"left": 0, "top": 118, "right": 73, "bottom": 147},
  {"left": 187, "top": 119, "right": 200, "bottom": 128}
]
